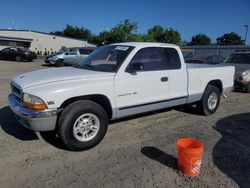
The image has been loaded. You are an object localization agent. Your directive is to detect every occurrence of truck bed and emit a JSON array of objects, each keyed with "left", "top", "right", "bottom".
[{"left": 186, "top": 63, "right": 235, "bottom": 104}]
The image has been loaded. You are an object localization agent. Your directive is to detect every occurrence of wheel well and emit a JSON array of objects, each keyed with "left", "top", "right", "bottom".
[
  {"left": 60, "top": 94, "right": 113, "bottom": 119},
  {"left": 207, "top": 80, "right": 223, "bottom": 93}
]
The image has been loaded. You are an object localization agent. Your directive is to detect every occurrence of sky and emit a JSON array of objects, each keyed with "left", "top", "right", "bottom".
[{"left": 0, "top": 0, "right": 249, "bottom": 44}]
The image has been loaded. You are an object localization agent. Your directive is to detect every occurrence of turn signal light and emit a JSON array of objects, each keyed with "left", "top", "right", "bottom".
[{"left": 22, "top": 102, "right": 47, "bottom": 110}]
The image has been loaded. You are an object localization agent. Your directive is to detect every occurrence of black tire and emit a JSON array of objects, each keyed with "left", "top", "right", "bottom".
[
  {"left": 196, "top": 85, "right": 221, "bottom": 115},
  {"left": 15, "top": 56, "right": 22, "bottom": 62},
  {"left": 57, "top": 100, "right": 108, "bottom": 151},
  {"left": 55, "top": 59, "right": 64, "bottom": 67}
]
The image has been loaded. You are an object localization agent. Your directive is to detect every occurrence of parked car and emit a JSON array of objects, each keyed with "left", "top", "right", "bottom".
[
  {"left": 0, "top": 47, "right": 37, "bottom": 62},
  {"left": 45, "top": 47, "right": 95, "bottom": 67},
  {"left": 222, "top": 50, "right": 250, "bottom": 92},
  {"left": 204, "top": 55, "right": 225, "bottom": 64},
  {"left": 8, "top": 42, "right": 234, "bottom": 151},
  {"left": 185, "top": 55, "right": 225, "bottom": 65},
  {"left": 185, "top": 58, "right": 206, "bottom": 64}
]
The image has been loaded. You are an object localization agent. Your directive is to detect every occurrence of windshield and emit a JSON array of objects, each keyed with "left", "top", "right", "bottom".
[
  {"left": 78, "top": 45, "right": 134, "bottom": 72},
  {"left": 224, "top": 53, "right": 250, "bottom": 64}
]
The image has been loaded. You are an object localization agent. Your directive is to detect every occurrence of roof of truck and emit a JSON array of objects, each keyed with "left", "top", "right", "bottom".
[{"left": 112, "top": 42, "right": 178, "bottom": 48}]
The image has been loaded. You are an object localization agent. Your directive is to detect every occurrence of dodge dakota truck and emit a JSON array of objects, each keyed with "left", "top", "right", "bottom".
[{"left": 8, "top": 42, "right": 235, "bottom": 150}]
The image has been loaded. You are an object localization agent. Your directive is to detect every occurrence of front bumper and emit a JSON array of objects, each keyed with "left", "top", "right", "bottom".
[
  {"left": 8, "top": 94, "right": 57, "bottom": 131},
  {"left": 44, "top": 59, "right": 56, "bottom": 64}
]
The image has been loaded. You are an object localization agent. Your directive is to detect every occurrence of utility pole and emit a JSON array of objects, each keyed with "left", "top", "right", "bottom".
[{"left": 244, "top": 25, "right": 248, "bottom": 45}]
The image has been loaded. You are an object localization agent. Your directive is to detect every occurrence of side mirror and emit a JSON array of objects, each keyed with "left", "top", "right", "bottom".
[{"left": 65, "top": 52, "right": 69, "bottom": 55}]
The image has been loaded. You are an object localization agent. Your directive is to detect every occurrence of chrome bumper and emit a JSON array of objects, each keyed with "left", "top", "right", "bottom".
[{"left": 8, "top": 94, "right": 57, "bottom": 131}]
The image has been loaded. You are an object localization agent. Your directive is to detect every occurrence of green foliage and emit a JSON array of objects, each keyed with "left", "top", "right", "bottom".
[
  {"left": 49, "top": 20, "right": 244, "bottom": 47},
  {"left": 50, "top": 20, "right": 181, "bottom": 46},
  {"left": 50, "top": 24, "right": 92, "bottom": 41},
  {"left": 147, "top": 26, "right": 181, "bottom": 44},
  {"left": 164, "top": 28, "right": 181, "bottom": 44},
  {"left": 216, "top": 32, "right": 244, "bottom": 45},
  {"left": 107, "top": 19, "right": 138, "bottom": 43},
  {"left": 188, "top": 34, "right": 211, "bottom": 45},
  {"left": 147, "top": 25, "right": 165, "bottom": 42},
  {"left": 89, "top": 19, "right": 139, "bottom": 45}
]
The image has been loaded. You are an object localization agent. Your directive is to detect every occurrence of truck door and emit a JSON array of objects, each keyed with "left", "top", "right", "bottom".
[
  {"left": 115, "top": 47, "right": 171, "bottom": 118},
  {"left": 162, "top": 47, "right": 188, "bottom": 101}
]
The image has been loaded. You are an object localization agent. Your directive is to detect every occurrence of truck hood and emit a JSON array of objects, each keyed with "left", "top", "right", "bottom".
[{"left": 13, "top": 67, "right": 115, "bottom": 89}]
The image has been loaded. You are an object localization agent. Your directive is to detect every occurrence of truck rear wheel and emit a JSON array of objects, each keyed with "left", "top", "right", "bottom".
[
  {"left": 57, "top": 100, "right": 108, "bottom": 151},
  {"left": 196, "top": 85, "right": 220, "bottom": 115}
]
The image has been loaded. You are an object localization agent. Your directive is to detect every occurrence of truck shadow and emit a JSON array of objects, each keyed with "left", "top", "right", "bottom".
[
  {"left": 141, "top": 146, "right": 178, "bottom": 171},
  {"left": 174, "top": 105, "right": 201, "bottom": 115},
  {"left": 0, "top": 106, "right": 67, "bottom": 150},
  {"left": 213, "top": 113, "right": 250, "bottom": 187},
  {"left": 0, "top": 106, "right": 38, "bottom": 140}
]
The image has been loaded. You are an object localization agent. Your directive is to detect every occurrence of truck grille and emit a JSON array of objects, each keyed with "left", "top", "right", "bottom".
[{"left": 11, "top": 83, "right": 22, "bottom": 104}]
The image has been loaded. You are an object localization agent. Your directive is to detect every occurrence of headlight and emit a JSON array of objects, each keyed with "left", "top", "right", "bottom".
[
  {"left": 242, "top": 71, "right": 249, "bottom": 76},
  {"left": 22, "top": 93, "right": 47, "bottom": 110}
]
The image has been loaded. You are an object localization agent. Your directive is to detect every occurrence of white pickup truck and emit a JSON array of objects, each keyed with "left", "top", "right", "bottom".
[{"left": 8, "top": 42, "right": 235, "bottom": 150}]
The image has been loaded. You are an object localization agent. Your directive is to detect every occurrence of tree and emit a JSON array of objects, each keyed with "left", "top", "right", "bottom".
[
  {"left": 147, "top": 25, "right": 165, "bottom": 42},
  {"left": 90, "top": 19, "right": 138, "bottom": 45},
  {"left": 216, "top": 32, "right": 244, "bottom": 45},
  {"left": 147, "top": 26, "right": 181, "bottom": 44},
  {"left": 49, "top": 20, "right": 182, "bottom": 46},
  {"left": 164, "top": 28, "right": 181, "bottom": 44},
  {"left": 50, "top": 24, "right": 92, "bottom": 41},
  {"left": 109, "top": 19, "right": 138, "bottom": 43},
  {"left": 188, "top": 34, "right": 211, "bottom": 45}
]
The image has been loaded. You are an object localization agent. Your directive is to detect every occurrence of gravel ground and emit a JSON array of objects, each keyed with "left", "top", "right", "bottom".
[{"left": 0, "top": 59, "right": 249, "bottom": 188}]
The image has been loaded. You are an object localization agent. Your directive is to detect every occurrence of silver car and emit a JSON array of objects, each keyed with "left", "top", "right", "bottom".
[
  {"left": 223, "top": 50, "right": 250, "bottom": 92},
  {"left": 45, "top": 47, "right": 95, "bottom": 67}
]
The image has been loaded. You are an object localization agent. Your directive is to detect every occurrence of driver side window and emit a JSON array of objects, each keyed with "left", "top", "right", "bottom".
[{"left": 128, "top": 47, "right": 163, "bottom": 71}]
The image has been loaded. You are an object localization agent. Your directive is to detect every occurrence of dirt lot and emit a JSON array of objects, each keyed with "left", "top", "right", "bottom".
[{"left": 0, "top": 59, "right": 249, "bottom": 188}]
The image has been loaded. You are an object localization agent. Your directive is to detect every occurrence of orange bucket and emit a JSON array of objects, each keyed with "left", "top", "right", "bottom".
[{"left": 177, "top": 138, "right": 204, "bottom": 176}]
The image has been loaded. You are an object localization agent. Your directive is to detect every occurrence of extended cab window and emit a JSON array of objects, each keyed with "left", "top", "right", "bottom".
[
  {"left": 162, "top": 48, "right": 181, "bottom": 69},
  {"left": 128, "top": 47, "right": 163, "bottom": 71}
]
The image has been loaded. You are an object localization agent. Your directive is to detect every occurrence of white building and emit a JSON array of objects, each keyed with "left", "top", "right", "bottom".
[{"left": 0, "top": 29, "right": 95, "bottom": 54}]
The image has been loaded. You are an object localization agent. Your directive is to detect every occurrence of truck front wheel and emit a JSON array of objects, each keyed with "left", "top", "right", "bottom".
[
  {"left": 57, "top": 100, "right": 108, "bottom": 151},
  {"left": 196, "top": 85, "right": 221, "bottom": 115}
]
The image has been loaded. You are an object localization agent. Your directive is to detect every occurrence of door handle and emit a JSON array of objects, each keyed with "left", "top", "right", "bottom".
[{"left": 161, "top": 77, "right": 168, "bottom": 82}]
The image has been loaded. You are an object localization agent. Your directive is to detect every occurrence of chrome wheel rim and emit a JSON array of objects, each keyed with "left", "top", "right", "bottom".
[
  {"left": 207, "top": 92, "right": 218, "bottom": 110},
  {"left": 73, "top": 113, "right": 100, "bottom": 142}
]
